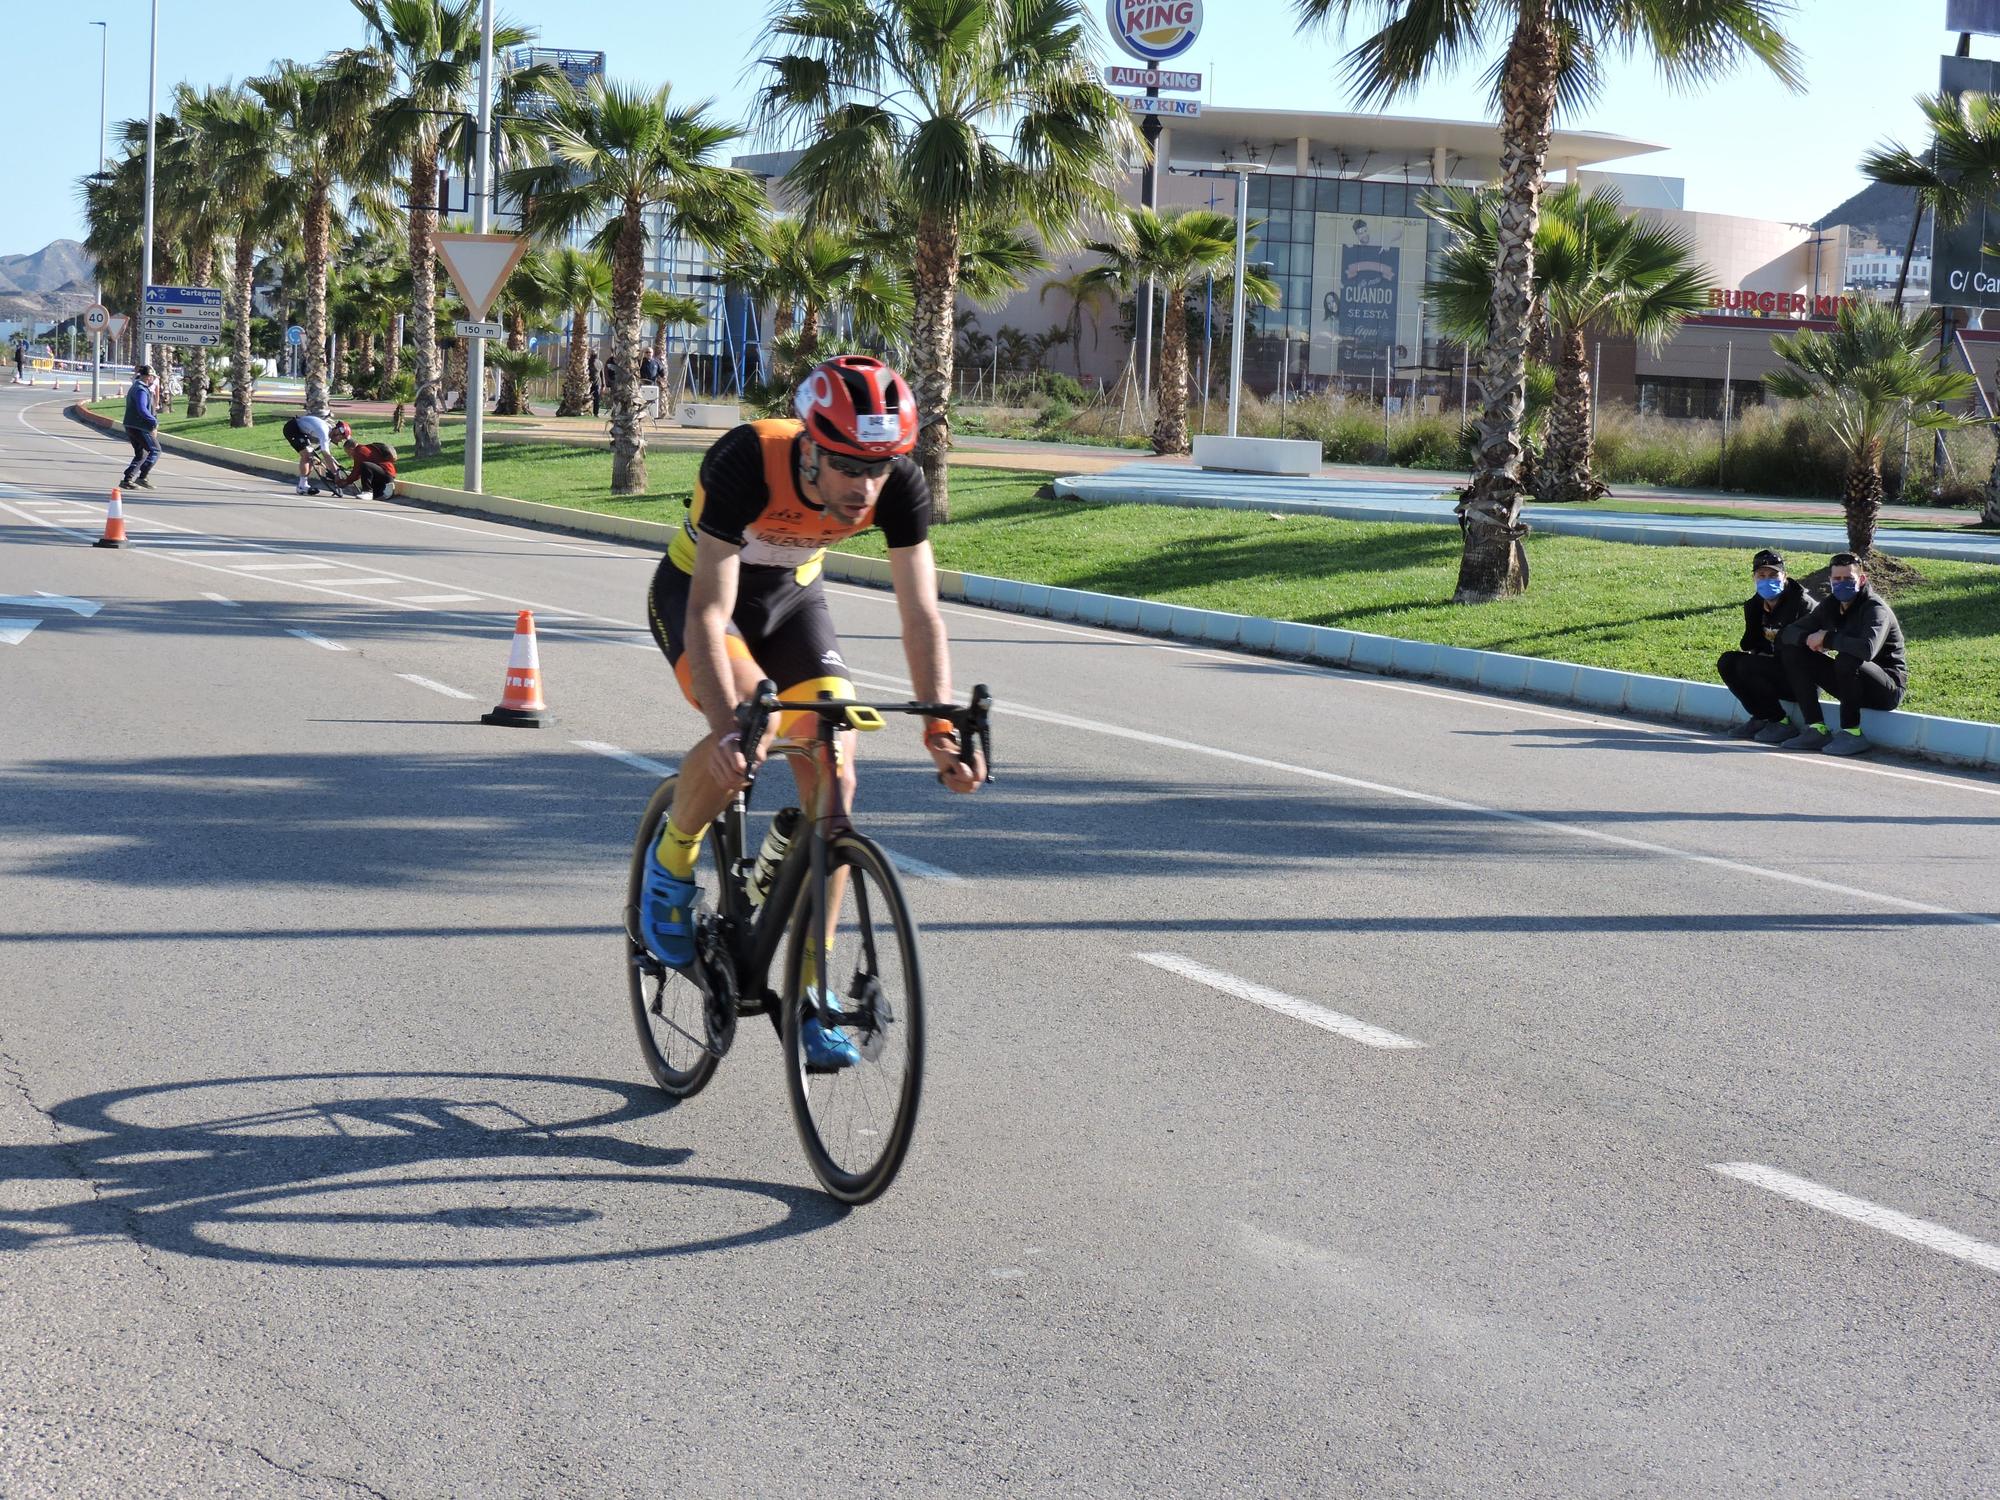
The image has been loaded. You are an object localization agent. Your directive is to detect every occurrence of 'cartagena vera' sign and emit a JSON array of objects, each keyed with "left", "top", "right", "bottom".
[{"left": 1106, "top": 0, "right": 1201, "bottom": 63}]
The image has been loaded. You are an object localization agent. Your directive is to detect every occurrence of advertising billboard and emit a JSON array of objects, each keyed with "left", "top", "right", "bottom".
[
  {"left": 1930, "top": 54, "right": 2000, "bottom": 311},
  {"left": 1308, "top": 214, "right": 1429, "bottom": 376},
  {"left": 1947, "top": 0, "right": 2000, "bottom": 38}
]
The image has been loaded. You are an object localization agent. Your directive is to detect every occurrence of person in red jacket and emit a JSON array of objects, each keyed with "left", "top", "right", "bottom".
[{"left": 335, "top": 435, "right": 398, "bottom": 499}]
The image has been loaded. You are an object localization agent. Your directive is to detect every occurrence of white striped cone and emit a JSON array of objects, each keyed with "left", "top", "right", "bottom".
[{"left": 481, "top": 609, "right": 549, "bottom": 725}]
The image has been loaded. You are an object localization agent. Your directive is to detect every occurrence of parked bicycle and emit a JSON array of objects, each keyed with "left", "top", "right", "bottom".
[{"left": 624, "top": 680, "right": 993, "bottom": 1203}]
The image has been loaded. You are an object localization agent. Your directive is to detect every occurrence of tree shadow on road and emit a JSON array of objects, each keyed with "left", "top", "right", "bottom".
[{"left": 0, "top": 1070, "right": 843, "bottom": 1270}]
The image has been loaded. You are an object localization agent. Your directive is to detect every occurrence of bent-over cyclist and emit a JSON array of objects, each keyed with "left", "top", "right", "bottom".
[{"left": 639, "top": 355, "right": 984, "bottom": 1067}]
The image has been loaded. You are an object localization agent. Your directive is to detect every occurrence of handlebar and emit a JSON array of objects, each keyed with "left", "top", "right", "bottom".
[{"left": 734, "top": 679, "right": 994, "bottom": 785}]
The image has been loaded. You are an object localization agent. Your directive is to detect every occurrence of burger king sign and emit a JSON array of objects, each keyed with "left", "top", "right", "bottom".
[{"left": 1106, "top": 0, "right": 1202, "bottom": 63}]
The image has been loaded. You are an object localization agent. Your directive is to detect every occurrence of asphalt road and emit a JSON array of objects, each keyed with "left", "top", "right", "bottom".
[{"left": 3, "top": 385, "right": 1998, "bottom": 1498}]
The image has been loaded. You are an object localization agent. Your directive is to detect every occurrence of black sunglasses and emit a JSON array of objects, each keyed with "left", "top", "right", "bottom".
[{"left": 824, "top": 452, "right": 893, "bottom": 479}]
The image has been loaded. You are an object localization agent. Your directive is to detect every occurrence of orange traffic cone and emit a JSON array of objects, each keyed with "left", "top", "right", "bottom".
[
  {"left": 481, "top": 610, "right": 551, "bottom": 727},
  {"left": 94, "top": 487, "right": 128, "bottom": 549}
]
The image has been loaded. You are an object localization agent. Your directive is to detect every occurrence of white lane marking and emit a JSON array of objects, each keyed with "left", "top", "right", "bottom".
[
  {"left": 884, "top": 849, "right": 964, "bottom": 884},
  {"left": 200, "top": 592, "right": 238, "bottom": 606},
  {"left": 573, "top": 740, "right": 676, "bottom": 776},
  {"left": 234, "top": 560, "right": 340, "bottom": 572},
  {"left": 397, "top": 594, "right": 481, "bottom": 604},
  {"left": 321, "top": 577, "right": 401, "bottom": 586},
  {"left": 843, "top": 669, "right": 1999, "bottom": 929},
  {"left": 396, "top": 674, "right": 476, "bottom": 700},
  {"left": 0, "top": 621, "right": 42, "bottom": 645},
  {"left": 1137, "top": 952, "right": 1424, "bottom": 1050},
  {"left": 286, "top": 629, "right": 348, "bottom": 652},
  {"left": 1712, "top": 1163, "right": 2000, "bottom": 1276}
]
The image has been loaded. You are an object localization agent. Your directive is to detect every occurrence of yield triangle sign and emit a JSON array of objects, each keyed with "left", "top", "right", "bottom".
[
  {"left": 107, "top": 315, "right": 129, "bottom": 338},
  {"left": 436, "top": 233, "right": 528, "bottom": 320}
]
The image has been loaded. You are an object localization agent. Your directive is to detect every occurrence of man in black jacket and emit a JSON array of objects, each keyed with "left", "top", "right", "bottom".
[
  {"left": 1775, "top": 553, "right": 1908, "bottom": 756},
  {"left": 1718, "top": 548, "right": 1817, "bottom": 742}
]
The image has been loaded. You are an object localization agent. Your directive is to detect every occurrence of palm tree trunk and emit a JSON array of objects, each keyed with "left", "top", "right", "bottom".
[
  {"left": 798, "top": 304, "right": 821, "bottom": 360},
  {"left": 910, "top": 212, "right": 960, "bottom": 520},
  {"left": 1893, "top": 196, "right": 1924, "bottom": 311},
  {"left": 560, "top": 307, "right": 589, "bottom": 417},
  {"left": 1983, "top": 427, "right": 2000, "bottom": 524},
  {"left": 329, "top": 327, "right": 342, "bottom": 398},
  {"left": 1846, "top": 442, "right": 1885, "bottom": 556},
  {"left": 495, "top": 309, "right": 526, "bottom": 416},
  {"left": 303, "top": 181, "right": 332, "bottom": 416},
  {"left": 609, "top": 206, "right": 648, "bottom": 494},
  {"left": 409, "top": 139, "right": 442, "bottom": 457},
  {"left": 1539, "top": 328, "right": 1606, "bottom": 503},
  {"left": 445, "top": 339, "right": 468, "bottom": 412},
  {"left": 383, "top": 320, "right": 401, "bottom": 387},
  {"left": 1454, "top": 1, "right": 1560, "bottom": 602},
  {"left": 1151, "top": 285, "right": 1191, "bottom": 455},
  {"left": 185, "top": 240, "right": 215, "bottom": 417},
  {"left": 229, "top": 226, "right": 256, "bottom": 428}
]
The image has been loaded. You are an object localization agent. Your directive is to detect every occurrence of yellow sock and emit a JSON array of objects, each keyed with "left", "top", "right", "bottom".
[{"left": 653, "top": 817, "right": 706, "bottom": 878}]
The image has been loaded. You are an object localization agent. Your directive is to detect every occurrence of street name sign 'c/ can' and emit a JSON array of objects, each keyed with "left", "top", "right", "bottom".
[{"left": 140, "top": 284, "right": 225, "bottom": 347}]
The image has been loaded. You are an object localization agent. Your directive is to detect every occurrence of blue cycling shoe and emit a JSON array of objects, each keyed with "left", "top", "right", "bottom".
[
  {"left": 800, "top": 991, "right": 860, "bottom": 1070},
  {"left": 638, "top": 855, "right": 699, "bottom": 969}
]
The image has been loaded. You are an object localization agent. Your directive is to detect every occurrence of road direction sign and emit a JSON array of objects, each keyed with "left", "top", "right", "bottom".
[
  {"left": 83, "top": 304, "right": 109, "bottom": 332},
  {"left": 141, "top": 284, "right": 224, "bottom": 346},
  {"left": 437, "top": 233, "right": 528, "bottom": 321},
  {"left": 453, "top": 319, "right": 506, "bottom": 340},
  {"left": 286, "top": 325, "right": 305, "bottom": 346},
  {"left": 1119, "top": 93, "right": 1201, "bottom": 117}
]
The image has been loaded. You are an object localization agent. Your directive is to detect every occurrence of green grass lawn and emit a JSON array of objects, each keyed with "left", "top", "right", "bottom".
[{"left": 123, "top": 401, "right": 2000, "bottom": 725}]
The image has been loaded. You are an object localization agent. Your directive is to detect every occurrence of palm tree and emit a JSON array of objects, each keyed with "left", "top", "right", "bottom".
[
  {"left": 1295, "top": 0, "right": 1800, "bottom": 601},
  {"left": 757, "top": 0, "right": 1139, "bottom": 518},
  {"left": 1427, "top": 181, "right": 1711, "bottom": 503},
  {"left": 253, "top": 55, "right": 383, "bottom": 417},
  {"left": 642, "top": 289, "right": 707, "bottom": 404},
  {"left": 351, "top": 0, "right": 546, "bottom": 456},
  {"left": 1861, "top": 92, "right": 2000, "bottom": 310},
  {"left": 151, "top": 85, "right": 235, "bottom": 416},
  {"left": 506, "top": 78, "right": 762, "bottom": 492},
  {"left": 1766, "top": 303, "right": 1976, "bottom": 557},
  {"left": 534, "top": 246, "right": 612, "bottom": 417},
  {"left": 1083, "top": 207, "right": 1278, "bottom": 454},
  {"left": 197, "top": 86, "right": 288, "bottom": 427},
  {"left": 730, "top": 217, "right": 910, "bottom": 361},
  {"left": 1040, "top": 268, "right": 1115, "bottom": 381},
  {"left": 493, "top": 249, "right": 554, "bottom": 416}
]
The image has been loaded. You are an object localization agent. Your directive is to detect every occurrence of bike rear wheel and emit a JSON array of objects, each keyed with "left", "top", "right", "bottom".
[
  {"left": 625, "top": 775, "right": 720, "bottom": 1099},
  {"left": 780, "top": 832, "right": 925, "bottom": 1203}
]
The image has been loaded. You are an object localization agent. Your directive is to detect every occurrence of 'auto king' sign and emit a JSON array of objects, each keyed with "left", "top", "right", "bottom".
[{"left": 1105, "top": 0, "right": 1202, "bottom": 63}]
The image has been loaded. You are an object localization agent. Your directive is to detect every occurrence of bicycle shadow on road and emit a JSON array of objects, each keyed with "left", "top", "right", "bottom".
[{"left": 0, "top": 1070, "right": 844, "bottom": 1270}]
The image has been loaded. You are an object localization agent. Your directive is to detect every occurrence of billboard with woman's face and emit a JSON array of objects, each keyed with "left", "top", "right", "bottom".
[{"left": 1309, "top": 214, "right": 1428, "bottom": 376}]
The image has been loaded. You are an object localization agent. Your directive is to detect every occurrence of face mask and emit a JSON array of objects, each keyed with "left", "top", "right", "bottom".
[
  {"left": 1754, "top": 577, "right": 1784, "bottom": 600},
  {"left": 1831, "top": 579, "right": 1859, "bottom": 601}
]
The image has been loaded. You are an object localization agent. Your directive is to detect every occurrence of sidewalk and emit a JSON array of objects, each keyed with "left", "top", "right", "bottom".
[{"left": 1053, "top": 465, "right": 2000, "bottom": 566}]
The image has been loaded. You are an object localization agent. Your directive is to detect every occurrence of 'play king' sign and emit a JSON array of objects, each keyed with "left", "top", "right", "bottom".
[{"left": 1106, "top": 0, "right": 1201, "bottom": 63}]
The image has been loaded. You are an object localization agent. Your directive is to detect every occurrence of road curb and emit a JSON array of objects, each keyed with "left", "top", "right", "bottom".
[
  {"left": 820, "top": 553, "right": 2000, "bottom": 774},
  {"left": 75, "top": 405, "right": 1995, "bottom": 774}
]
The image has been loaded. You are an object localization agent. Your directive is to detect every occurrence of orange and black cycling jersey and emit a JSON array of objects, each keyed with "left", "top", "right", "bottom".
[{"left": 667, "top": 418, "right": 930, "bottom": 585}]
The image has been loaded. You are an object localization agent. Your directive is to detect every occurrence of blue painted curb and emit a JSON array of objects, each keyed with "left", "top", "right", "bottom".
[{"left": 823, "top": 554, "right": 2000, "bottom": 773}]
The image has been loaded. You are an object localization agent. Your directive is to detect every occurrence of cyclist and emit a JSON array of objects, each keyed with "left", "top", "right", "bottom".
[
  {"left": 640, "top": 355, "right": 985, "bottom": 1067},
  {"left": 282, "top": 413, "right": 351, "bottom": 494}
]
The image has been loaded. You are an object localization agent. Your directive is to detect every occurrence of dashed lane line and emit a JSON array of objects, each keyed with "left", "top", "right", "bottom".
[
  {"left": 1712, "top": 1163, "right": 2000, "bottom": 1277},
  {"left": 200, "top": 592, "right": 238, "bottom": 607},
  {"left": 572, "top": 740, "right": 675, "bottom": 777},
  {"left": 397, "top": 674, "right": 476, "bottom": 701},
  {"left": 286, "top": 629, "right": 348, "bottom": 652},
  {"left": 1136, "top": 952, "right": 1425, "bottom": 1050}
]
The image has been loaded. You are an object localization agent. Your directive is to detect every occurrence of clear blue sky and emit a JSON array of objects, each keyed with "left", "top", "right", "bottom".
[{"left": 0, "top": 0, "right": 1983, "bottom": 255}]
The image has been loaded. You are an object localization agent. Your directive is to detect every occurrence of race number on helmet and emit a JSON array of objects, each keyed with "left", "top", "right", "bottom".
[{"left": 794, "top": 355, "right": 918, "bottom": 458}]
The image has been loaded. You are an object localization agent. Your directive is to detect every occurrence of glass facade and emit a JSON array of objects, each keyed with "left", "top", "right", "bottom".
[{"left": 1237, "top": 174, "right": 1454, "bottom": 392}]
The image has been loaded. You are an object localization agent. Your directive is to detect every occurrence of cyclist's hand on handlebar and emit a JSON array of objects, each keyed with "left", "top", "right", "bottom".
[
  {"left": 704, "top": 728, "right": 755, "bottom": 789},
  {"left": 925, "top": 729, "right": 984, "bottom": 794}
]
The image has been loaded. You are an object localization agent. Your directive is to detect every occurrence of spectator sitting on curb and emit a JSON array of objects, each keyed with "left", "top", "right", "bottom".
[
  {"left": 1719, "top": 548, "right": 1817, "bottom": 743},
  {"left": 1775, "top": 552, "right": 1907, "bottom": 757}
]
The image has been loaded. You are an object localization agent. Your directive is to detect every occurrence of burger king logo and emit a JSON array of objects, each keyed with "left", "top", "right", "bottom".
[{"left": 1105, "top": 0, "right": 1202, "bottom": 63}]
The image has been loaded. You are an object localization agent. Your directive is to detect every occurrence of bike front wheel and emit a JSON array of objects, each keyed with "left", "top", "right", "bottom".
[
  {"left": 625, "top": 775, "right": 720, "bottom": 1099},
  {"left": 781, "top": 832, "right": 925, "bottom": 1204}
]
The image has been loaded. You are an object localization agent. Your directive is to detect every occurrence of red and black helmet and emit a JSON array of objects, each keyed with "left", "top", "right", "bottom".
[
  {"left": 329, "top": 419, "right": 352, "bottom": 443},
  {"left": 793, "top": 355, "right": 917, "bottom": 459}
]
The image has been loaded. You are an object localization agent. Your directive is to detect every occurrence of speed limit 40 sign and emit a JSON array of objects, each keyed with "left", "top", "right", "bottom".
[{"left": 83, "top": 304, "right": 109, "bottom": 332}]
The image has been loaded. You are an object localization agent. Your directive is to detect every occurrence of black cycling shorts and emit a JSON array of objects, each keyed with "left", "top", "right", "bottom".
[
  {"left": 281, "top": 416, "right": 320, "bottom": 453},
  {"left": 647, "top": 556, "right": 850, "bottom": 712}
]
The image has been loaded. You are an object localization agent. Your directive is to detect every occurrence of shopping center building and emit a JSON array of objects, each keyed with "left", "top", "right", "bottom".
[{"left": 955, "top": 103, "right": 1878, "bottom": 420}]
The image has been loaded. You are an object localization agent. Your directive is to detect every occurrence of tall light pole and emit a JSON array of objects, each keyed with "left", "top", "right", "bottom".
[
  {"left": 139, "top": 0, "right": 159, "bottom": 372},
  {"left": 464, "top": 0, "right": 494, "bottom": 493},
  {"left": 91, "top": 19, "right": 107, "bottom": 401}
]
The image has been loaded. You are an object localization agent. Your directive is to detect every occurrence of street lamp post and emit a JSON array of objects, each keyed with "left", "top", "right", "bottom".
[
  {"left": 464, "top": 0, "right": 494, "bottom": 493},
  {"left": 91, "top": 19, "right": 107, "bottom": 402},
  {"left": 139, "top": 0, "right": 158, "bottom": 372},
  {"left": 1169, "top": 161, "right": 1265, "bottom": 439}
]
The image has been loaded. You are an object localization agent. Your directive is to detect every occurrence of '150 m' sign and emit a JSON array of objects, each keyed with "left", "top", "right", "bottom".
[{"left": 1105, "top": 0, "right": 1201, "bottom": 63}]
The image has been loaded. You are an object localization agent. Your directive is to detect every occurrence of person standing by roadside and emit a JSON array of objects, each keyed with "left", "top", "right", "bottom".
[
  {"left": 1776, "top": 553, "right": 1907, "bottom": 757},
  {"left": 12, "top": 342, "right": 23, "bottom": 383},
  {"left": 589, "top": 349, "right": 602, "bottom": 417},
  {"left": 1718, "top": 548, "right": 1817, "bottom": 742},
  {"left": 119, "top": 364, "right": 161, "bottom": 490}
]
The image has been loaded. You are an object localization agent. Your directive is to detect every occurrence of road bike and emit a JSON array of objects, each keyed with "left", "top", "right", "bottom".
[{"left": 623, "top": 680, "right": 993, "bottom": 1203}]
